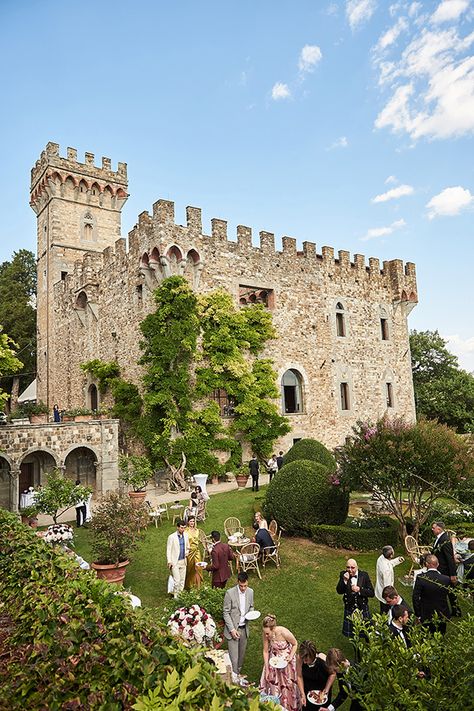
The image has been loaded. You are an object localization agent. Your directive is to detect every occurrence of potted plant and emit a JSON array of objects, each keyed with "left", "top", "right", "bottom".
[
  {"left": 20, "top": 504, "right": 39, "bottom": 528},
  {"left": 34, "top": 469, "right": 92, "bottom": 524},
  {"left": 89, "top": 491, "right": 149, "bottom": 584},
  {"left": 26, "top": 401, "right": 49, "bottom": 424},
  {"left": 119, "top": 454, "right": 154, "bottom": 502},
  {"left": 234, "top": 466, "right": 250, "bottom": 488}
]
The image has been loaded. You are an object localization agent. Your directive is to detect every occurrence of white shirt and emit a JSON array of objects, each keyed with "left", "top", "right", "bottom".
[
  {"left": 387, "top": 596, "right": 403, "bottom": 623},
  {"left": 238, "top": 589, "right": 247, "bottom": 626}
]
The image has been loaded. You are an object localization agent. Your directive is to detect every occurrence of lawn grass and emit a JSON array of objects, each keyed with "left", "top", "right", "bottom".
[{"left": 74, "top": 485, "right": 414, "bottom": 690}]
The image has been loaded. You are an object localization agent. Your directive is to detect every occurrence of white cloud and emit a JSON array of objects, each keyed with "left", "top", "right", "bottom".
[
  {"left": 426, "top": 185, "right": 474, "bottom": 218},
  {"left": 376, "top": 17, "right": 408, "bottom": 52},
  {"left": 385, "top": 175, "right": 398, "bottom": 184},
  {"left": 327, "top": 136, "right": 349, "bottom": 150},
  {"left": 372, "top": 183, "right": 414, "bottom": 202},
  {"left": 299, "top": 45, "right": 322, "bottom": 73},
  {"left": 444, "top": 333, "right": 474, "bottom": 372},
  {"left": 346, "top": 0, "right": 377, "bottom": 30},
  {"left": 373, "top": 23, "right": 474, "bottom": 140},
  {"left": 408, "top": 2, "right": 422, "bottom": 17},
  {"left": 431, "top": 0, "right": 469, "bottom": 24},
  {"left": 326, "top": 2, "right": 339, "bottom": 16},
  {"left": 361, "top": 218, "right": 406, "bottom": 241},
  {"left": 271, "top": 82, "right": 291, "bottom": 100}
]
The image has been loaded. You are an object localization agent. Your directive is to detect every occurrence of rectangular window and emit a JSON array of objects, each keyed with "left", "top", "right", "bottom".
[
  {"left": 136, "top": 284, "right": 143, "bottom": 307},
  {"left": 336, "top": 312, "right": 346, "bottom": 337},
  {"left": 381, "top": 318, "right": 389, "bottom": 340},
  {"left": 340, "top": 382, "right": 350, "bottom": 410},
  {"left": 61, "top": 271, "right": 68, "bottom": 281},
  {"left": 211, "top": 388, "right": 236, "bottom": 417},
  {"left": 386, "top": 382, "right": 394, "bottom": 408}
]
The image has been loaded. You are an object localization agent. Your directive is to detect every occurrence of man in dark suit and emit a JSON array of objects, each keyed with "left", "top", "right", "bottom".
[
  {"left": 431, "top": 520, "right": 459, "bottom": 615},
  {"left": 208, "top": 530, "right": 234, "bottom": 589},
  {"left": 276, "top": 450, "right": 284, "bottom": 470},
  {"left": 382, "top": 585, "right": 412, "bottom": 624},
  {"left": 412, "top": 554, "right": 452, "bottom": 634},
  {"left": 248, "top": 454, "right": 260, "bottom": 492},
  {"left": 336, "top": 558, "right": 375, "bottom": 638},
  {"left": 388, "top": 604, "right": 411, "bottom": 647}
]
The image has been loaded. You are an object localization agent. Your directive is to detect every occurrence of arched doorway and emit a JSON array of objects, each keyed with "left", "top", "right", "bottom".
[
  {"left": 19, "top": 450, "right": 57, "bottom": 504},
  {"left": 0, "top": 456, "right": 11, "bottom": 509},
  {"left": 281, "top": 369, "right": 304, "bottom": 414},
  {"left": 64, "top": 447, "right": 97, "bottom": 490}
]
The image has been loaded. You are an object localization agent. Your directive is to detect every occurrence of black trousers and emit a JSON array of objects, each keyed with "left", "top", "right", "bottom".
[
  {"left": 76, "top": 505, "right": 87, "bottom": 527},
  {"left": 251, "top": 475, "right": 259, "bottom": 492}
]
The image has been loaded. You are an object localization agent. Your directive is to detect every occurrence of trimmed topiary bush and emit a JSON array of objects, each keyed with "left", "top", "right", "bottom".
[
  {"left": 264, "top": 459, "right": 349, "bottom": 535},
  {"left": 311, "top": 516, "right": 399, "bottom": 551},
  {"left": 282, "top": 438, "right": 336, "bottom": 471}
]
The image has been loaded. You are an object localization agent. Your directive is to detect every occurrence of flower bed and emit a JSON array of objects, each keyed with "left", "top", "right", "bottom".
[
  {"left": 44, "top": 523, "right": 74, "bottom": 545},
  {"left": 168, "top": 604, "right": 217, "bottom": 646}
]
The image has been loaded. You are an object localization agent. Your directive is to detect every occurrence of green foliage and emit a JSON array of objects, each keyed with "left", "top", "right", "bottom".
[
  {"left": 0, "top": 326, "right": 22, "bottom": 406},
  {"left": 80, "top": 359, "right": 121, "bottom": 392},
  {"left": 282, "top": 437, "right": 336, "bottom": 471},
  {"left": 33, "top": 469, "right": 92, "bottom": 524},
  {"left": 168, "top": 585, "right": 226, "bottom": 623},
  {"left": 410, "top": 329, "right": 474, "bottom": 433},
  {"left": 0, "top": 249, "right": 36, "bottom": 393},
  {"left": 457, "top": 470, "right": 474, "bottom": 506},
  {"left": 337, "top": 416, "right": 474, "bottom": 538},
  {"left": 89, "top": 491, "right": 149, "bottom": 564},
  {"left": 119, "top": 454, "right": 154, "bottom": 492},
  {"left": 264, "top": 459, "right": 349, "bottom": 535},
  {"left": 311, "top": 517, "right": 398, "bottom": 551},
  {"left": 9, "top": 400, "right": 48, "bottom": 418},
  {"left": 349, "top": 607, "right": 474, "bottom": 710},
  {"left": 62, "top": 406, "right": 95, "bottom": 417},
  {"left": 110, "top": 378, "right": 144, "bottom": 425},
  {"left": 0, "top": 509, "right": 271, "bottom": 710}
]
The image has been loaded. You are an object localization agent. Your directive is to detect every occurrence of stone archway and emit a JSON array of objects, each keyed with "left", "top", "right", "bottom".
[
  {"left": 0, "top": 456, "right": 11, "bottom": 509},
  {"left": 64, "top": 446, "right": 97, "bottom": 490},
  {"left": 19, "top": 450, "right": 58, "bottom": 505}
]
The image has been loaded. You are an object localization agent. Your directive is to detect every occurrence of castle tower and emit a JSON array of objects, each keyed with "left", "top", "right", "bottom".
[{"left": 30, "top": 142, "right": 128, "bottom": 407}]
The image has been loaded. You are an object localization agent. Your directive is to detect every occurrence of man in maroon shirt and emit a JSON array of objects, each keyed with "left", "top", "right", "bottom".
[{"left": 208, "top": 530, "right": 235, "bottom": 588}]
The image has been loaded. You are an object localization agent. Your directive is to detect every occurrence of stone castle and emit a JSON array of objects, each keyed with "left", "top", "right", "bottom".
[{"left": 30, "top": 141, "right": 418, "bottom": 451}]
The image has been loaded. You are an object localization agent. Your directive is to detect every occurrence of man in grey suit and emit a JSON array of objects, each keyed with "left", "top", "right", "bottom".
[{"left": 223, "top": 572, "right": 254, "bottom": 676}]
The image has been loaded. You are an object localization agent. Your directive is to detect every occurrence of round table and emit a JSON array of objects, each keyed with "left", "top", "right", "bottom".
[{"left": 228, "top": 537, "right": 251, "bottom": 571}]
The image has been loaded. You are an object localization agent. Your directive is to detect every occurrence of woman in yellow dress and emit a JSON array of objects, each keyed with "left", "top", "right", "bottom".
[{"left": 185, "top": 516, "right": 203, "bottom": 589}]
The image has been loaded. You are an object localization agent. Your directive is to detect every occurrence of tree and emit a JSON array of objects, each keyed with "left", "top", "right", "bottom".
[
  {"left": 34, "top": 469, "right": 92, "bottom": 523},
  {"left": 0, "top": 250, "right": 37, "bottom": 393},
  {"left": 336, "top": 416, "right": 474, "bottom": 539},
  {"left": 0, "top": 327, "right": 22, "bottom": 407},
  {"left": 410, "top": 329, "right": 474, "bottom": 433}
]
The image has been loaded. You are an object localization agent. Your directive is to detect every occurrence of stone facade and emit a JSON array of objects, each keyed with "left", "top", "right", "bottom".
[
  {"left": 30, "top": 142, "right": 418, "bottom": 454},
  {"left": 0, "top": 420, "right": 119, "bottom": 512}
]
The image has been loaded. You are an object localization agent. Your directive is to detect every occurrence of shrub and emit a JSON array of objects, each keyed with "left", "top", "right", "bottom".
[
  {"left": 0, "top": 509, "right": 275, "bottom": 711},
  {"left": 264, "top": 459, "right": 349, "bottom": 535},
  {"left": 457, "top": 475, "right": 474, "bottom": 507},
  {"left": 167, "top": 585, "right": 226, "bottom": 623},
  {"left": 282, "top": 438, "right": 336, "bottom": 471},
  {"left": 311, "top": 516, "right": 399, "bottom": 551},
  {"left": 89, "top": 491, "right": 149, "bottom": 564}
]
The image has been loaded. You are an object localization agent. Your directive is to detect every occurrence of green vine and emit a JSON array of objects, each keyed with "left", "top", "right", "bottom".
[{"left": 80, "top": 359, "right": 121, "bottom": 393}]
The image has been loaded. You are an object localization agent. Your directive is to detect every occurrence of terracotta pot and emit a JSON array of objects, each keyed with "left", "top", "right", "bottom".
[
  {"left": 212, "top": 476, "right": 219, "bottom": 485},
  {"left": 128, "top": 491, "right": 147, "bottom": 503},
  {"left": 235, "top": 475, "right": 249, "bottom": 488},
  {"left": 62, "top": 415, "right": 74, "bottom": 422},
  {"left": 29, "top": 413, "right": 48, "bottom": 424},
  {"left": 74, "top": 414, "right": 93, "bottom": 422},
  {"left": 91, "top": 559, "right": 129, "bottom": 584}
]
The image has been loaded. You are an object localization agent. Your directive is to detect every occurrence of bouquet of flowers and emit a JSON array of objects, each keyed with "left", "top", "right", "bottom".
[
  {"left": 44, "top": 523, "right": 74, "bottom": 545},
  {"left": 167, "top": 604, "right": 217, "bottom": 646}
]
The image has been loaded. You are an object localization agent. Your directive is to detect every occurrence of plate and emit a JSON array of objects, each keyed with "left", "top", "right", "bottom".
[
  {"left": 245, "top": 610, "right": 261, "bottom": 621},
  {"left": 307, "top": 690, "right": 328, "bottom": 705},
  {"left": 196, "top": 561, "right": 208, "bottom": 567},
  {"left": 269, "top": 656, "right": 287, "bottom": 669}
]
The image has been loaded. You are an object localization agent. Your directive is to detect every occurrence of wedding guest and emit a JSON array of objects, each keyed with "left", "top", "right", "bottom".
[
  {"left": 53, "top": 403, "right": 61, "bottom": 422},
  {"left": 252, "top": 522, "right": 275, "bottom": 556},
  {"left": 381, "top": 586, "right": 412, "bottom": 623},
  {"left": 336, "top": 558, "right": 374, "bottom": 638},
  {"left": 388, "top": 604, "right": 411, "bottom": 647},
  {"left": 223, "top": 572, "right": 254, "bottom": 676},
  {"left": 319, "top": 648, "right": 362, "bottom": 711},
  {"left": 412, "top": 554, "right": 452, "bottom": 634},
  {"left": 74, "top": 479, "right": 87, "bottom": 527},
  {"left": 184, "top": 516, "right": 203, "bottom": 590},
  {"left": 296, "top": 640, "right": 336, "bottom": 709},
  {"left": 276, "top": 451, "right": 284, "bottom": 470},
  {"left": 375, "top": 545, "right": 404, "bottom": 612},
  {"left": 254, "top": 511, "right": 268, "bottom": 529},
  {"left": 431, "top": 520, "right": 459, "bottom": 616},
  {"left": 183, "top": 491, "right": 198, "bottom": 523},
  {"left": 249, "top": 455, "right": 260, "bottom": 492},
  {"left": 208, "top": 530, "right": 234, "bottom": 588},
  {"left": 195, "top": 485, "right": 209, "bottom": 522},
  {"left": 266, "top": 454, "right": 278, "bottom": 483},
  {"left": 260, "top": 614, "right": 300, "bottom": 711},
  {"left": 166, "top": 520, "right": 189, "bottom": 598}
]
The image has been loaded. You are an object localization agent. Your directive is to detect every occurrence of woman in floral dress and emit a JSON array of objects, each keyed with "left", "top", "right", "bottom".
[
  {"left": 184, "top": 516, "right": 203, "bottom": 589},
  {"left": 260, "top": 614, "right": 300, "bottom": 711}
]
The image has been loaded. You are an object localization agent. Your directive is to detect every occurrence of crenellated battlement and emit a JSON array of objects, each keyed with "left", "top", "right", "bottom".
[{"left": 31, "top": 141, "right": 128, "bottom": 192}]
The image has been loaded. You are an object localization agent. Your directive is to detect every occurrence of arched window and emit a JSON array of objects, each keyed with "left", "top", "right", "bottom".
[
  {"left": 386, "top": 382, "right": 394, "bottom": 408},
  {"left": 88, "top": 384, "right": 98, "bottom": 411},
  {"left": 335, "top": 302, "right": 346, "bottom": 337},
  {"left": 76, "top": 291, "right": 88, "bottom": 309},
  {"left": 83, "top": 211, "right": 94, "bottom": 241},
  {"left": 282, "top": 369, "right": 304, "bottom": 414}
]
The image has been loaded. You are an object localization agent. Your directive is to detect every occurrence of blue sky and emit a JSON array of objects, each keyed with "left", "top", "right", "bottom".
[{"left": 1, "top": 0, "right": 473, "bottom": 369}]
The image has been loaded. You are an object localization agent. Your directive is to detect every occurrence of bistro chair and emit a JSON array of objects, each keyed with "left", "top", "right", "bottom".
[
  {"left": 237, "top": 543, "right": 262, "bottom": 580},
  {"left": 268, "top": 519, "right": 278, "bottom": 538},
  {"left": 262, "top": 530, "right": 281, "bottom": 568},
  {"left": 404, "top": 535, "right": 431, "bottom": 577},
  {"left": 224, "top": 517, "right": 244, "bottom": 538},
  {"left": 197, "top": 528, "right": 213, "bottom": 562}
]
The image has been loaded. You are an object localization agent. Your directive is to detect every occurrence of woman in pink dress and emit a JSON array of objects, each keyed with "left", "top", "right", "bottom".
[{"left": 260, "top": 614, "right": 300, "bottom": 711}]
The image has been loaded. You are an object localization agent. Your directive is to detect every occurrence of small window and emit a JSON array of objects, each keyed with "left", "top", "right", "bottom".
[
  {"left": 61, "top": 271, "right": 68, "bottom": 281},
  {"left": 381, "top": 318, "right": 389, "bottom": 341},
  {"left": 386, "top": 382, "right": 394, "bottom": 408},
  {"left": 136, "top": 284, "right": 143, "bottom": 307},
  {"left": 340, "top": 382, "right": 350, "bottom": 411},
  {"left": 211, "top": 389, "right": 236, "bottom": 417},
  {"left": 88, "top": 384, "right": 98, "bottom": 411},
  {"left": 282, "top": 369, "right": 304, "bottom": 413},
  {"left": 336, "top": 302, "right": 346, "bottom": 337},
  {"left": 76, "top": 291, "right": 88, "bottom": 309}
]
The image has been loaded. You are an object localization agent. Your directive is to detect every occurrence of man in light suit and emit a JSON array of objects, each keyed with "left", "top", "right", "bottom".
[
  {"left": 166, "top": 519, "right": 189, "bottom": 598},
  {"left": 223, "top": 572, "right": 254, "bottom": 675}
]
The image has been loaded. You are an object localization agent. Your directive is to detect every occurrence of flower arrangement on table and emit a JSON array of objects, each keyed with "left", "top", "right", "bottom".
[
  {"left": 167, "top": 604, "right": 218, "bottom": 646},
  {"left": 44, "top": 523, "right": 74, "bottom": 545}
]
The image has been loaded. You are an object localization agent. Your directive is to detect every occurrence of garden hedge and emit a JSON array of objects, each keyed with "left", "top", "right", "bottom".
[
  {"left": 264, "top": 459, "right": 349, "bottom": 535},
  {"left": 282, "top": 438, "right": 336, "bottom": 471},
  {"left": 311, "top": 517, "right": 399, "bottom": 551},
  {"left": 0, "top": 509, "right": 275, "bottom": 711}
]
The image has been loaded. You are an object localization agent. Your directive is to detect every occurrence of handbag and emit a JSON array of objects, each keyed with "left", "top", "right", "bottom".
[{"left": 167, "top": 575, "right": 175, "bottom": 594}]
